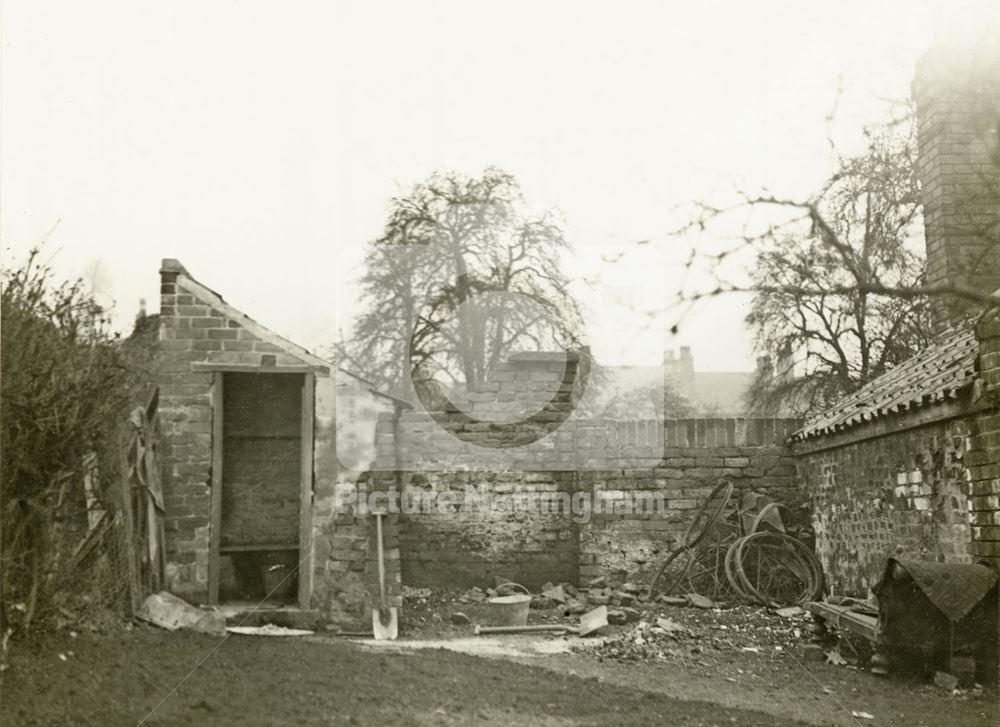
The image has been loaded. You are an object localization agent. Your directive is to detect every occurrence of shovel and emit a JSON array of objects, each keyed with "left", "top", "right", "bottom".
[{"left": 371, "top": 510, "right": 398, "bottom": 640}]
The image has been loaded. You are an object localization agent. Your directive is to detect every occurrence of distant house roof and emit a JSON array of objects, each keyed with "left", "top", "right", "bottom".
[
  {"left": 694, "top": 371, "right": 754, "bottom": 413},
  {"left": 597, "top": 364, "right": 752, "bottom": 415},
  {"left": 792, "top": 324, "right": 979, "bottom": 441}
]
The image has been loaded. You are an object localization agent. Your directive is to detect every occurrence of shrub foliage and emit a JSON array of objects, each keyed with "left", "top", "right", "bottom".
[{"left": 2, "top": 250, "right": 138, "bottom": 632}]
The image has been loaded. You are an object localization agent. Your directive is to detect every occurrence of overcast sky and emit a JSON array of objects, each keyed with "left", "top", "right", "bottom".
[{"left": 2, "top": 0, "right": 993, "bottom": 371}]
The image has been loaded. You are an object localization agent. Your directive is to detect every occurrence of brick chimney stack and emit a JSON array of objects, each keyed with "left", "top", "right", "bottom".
[{"left": 913, "top": 24, "right": 1000, "bottom": 330}]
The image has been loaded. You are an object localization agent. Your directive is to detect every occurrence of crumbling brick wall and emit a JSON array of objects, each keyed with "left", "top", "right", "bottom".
[
  {"left": 795, "top": 419, "right": 974, "bottom": 596},
  {"left": 376, "top": 353, "right": 800, "bottom": 588}
]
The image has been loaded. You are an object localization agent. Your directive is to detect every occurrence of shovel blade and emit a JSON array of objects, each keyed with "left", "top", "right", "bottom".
[
  {"left": 372, "top": 607, "right": 399, "bottom": 640},
  {"left": 578, "top": 605, "right": 608, "bottom": 637}
]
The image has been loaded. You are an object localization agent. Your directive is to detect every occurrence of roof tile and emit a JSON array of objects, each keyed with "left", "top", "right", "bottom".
[{"left": 793, "top": 324, "right": 978, "bottom": 440}]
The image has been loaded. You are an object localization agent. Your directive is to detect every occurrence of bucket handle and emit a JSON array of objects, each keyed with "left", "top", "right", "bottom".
[{"left": 495, "top": 582, "right": 530, "bottom": 596}]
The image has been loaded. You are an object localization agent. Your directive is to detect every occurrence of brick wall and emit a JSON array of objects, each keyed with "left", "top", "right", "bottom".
[
  {"left": 913, "top": 28, "right": 1000, "bottom": 328},
  {"left": 795, "top": 418, "right": 974, "bottom": 596},
  {"left": 157, "top": 264, "right": 217, "bottom": 601},
  {"left": 376, "top": 354, "right": 800, "bottom": 588},
  {"left": 578, "top": 438, "right": 799, "bottom": 583},
  {"left": 396, "top": 470, "right": 579, "bottom": 589},
  {"left": 968, "top": 312, "right": 1000, "bottom": 679}
]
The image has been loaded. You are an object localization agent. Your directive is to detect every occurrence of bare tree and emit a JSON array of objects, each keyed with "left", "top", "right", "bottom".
[
  {"left": 742, "top": 117, "right": 932, "bottom": 413},
  {"left": 671, "top": 104, "right": 998, "bottom": 417},
  {"left": 346, "top": 168, "right": 583, "bottom": 396}
]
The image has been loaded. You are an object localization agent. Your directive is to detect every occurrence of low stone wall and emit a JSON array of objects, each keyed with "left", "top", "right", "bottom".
[
  {"left": 397, "top": 471, "right": 578, "bottom": 590},
  {"left": 375, "top": 356, "right": 801, "bottom": 588}
]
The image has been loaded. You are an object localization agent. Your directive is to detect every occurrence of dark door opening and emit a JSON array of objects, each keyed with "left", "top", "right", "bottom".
[{"left": 217, "top": 372, "right": 305, "bottom": 605}]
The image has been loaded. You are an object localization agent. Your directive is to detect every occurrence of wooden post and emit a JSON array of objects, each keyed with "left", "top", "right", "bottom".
[
  {"left": 208, "top": 372, "right": 224, "bottom": 605},
  {"left": 299, "top": 373, "right": 315, "bottom": 610}
]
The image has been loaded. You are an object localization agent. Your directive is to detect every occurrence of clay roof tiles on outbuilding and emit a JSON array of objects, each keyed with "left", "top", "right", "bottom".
[{"left": 792, "top": 324, "right": 978, "bottom": 441}]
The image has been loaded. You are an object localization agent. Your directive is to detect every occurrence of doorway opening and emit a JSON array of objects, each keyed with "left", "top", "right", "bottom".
[{"left": 211, "top": 372, "right": 313, "bottom": 607}]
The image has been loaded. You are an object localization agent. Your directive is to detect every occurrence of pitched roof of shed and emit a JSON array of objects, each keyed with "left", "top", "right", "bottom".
[
  {"left": 792, "top": 324, "right": 978, "bottom": 441},
  {"left": 161, "top": 258, "right": 404, "bottom": 401}
]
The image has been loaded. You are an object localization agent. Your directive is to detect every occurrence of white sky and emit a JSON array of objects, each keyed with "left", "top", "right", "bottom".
[{"left": 2, "top": 0, "right": 993, "bottom": 371}]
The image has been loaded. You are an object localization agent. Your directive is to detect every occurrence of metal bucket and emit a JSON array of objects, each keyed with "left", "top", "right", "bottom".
[{"left": 487, "top": 583, "right": 531, "bottom": 626}]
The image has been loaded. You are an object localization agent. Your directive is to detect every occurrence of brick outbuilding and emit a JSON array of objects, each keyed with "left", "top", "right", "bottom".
[{"left": 155, "top": 259, "right": 403, "bottom": 622}]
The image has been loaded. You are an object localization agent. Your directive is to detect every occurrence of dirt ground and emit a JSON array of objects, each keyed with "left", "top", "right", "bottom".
[
  {"left": 1, "top": 614, "right": 995, "bottom": 727},
  {"left": 2, "top": 625, "right": 812, "bottom": 727},
  {"left": 397, "top": 592, "right": 996, "bottom": 727}
]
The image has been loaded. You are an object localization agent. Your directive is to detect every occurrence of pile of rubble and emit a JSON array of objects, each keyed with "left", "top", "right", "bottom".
[{"left": 583, "top": 604, "right": 812, "bottom": 664}]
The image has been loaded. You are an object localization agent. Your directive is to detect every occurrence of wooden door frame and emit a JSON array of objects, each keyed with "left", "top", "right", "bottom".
[
  {"left": 207, "top": 369, "right": 316, "bottom": 609},
  {"left": 298, "top": 373, "right": 315, "bottom": 609}
]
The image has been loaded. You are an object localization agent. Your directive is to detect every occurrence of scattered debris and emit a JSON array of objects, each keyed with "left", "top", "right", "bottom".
[
  {"left": 773, "top": 606, "right": 803, "bottom": 618},
  {"left": 620, "top": 607, "right": 641, "bottom": 623},
  {"left": 450, "top": 612, "right": 471, "bottom": 626},
  {"left": 655, "top": 617, "right": 685, "bottom": 633},
  {"left": 685, "top": 593, "right": 715, "bottom": 609},
  {"left": 824, "top": 649, "right": 848, "bottom": 666},
  {"left": 402, "top": 586, "right": 432, "bottom": 602},
  {"left": 530, "top": 596, "right": 556, "bottom": 610},
  {"left": 541, "top": 583, "right": 567, "bottom": 603},
  {"left": 659, "top": 595, "right": 688, "bottom": 606},
  {"left": 850, "top": 711, "right": 875, "bottom": 720},
  {"left": 933, "top": 671, "right": 960, "bottom": 691},
  {"left": 137, "top": 592, "right": 225, "bottom": 636},
  {"left": 607, "top": 609, "right": 627, "bottom": 626},
  {"left": 584, "top": 603, "right": 813, "bottom": 664}
]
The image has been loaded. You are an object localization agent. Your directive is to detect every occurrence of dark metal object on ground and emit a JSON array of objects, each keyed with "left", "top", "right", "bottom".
[
  {"left": 725, "top": 531, "right": 823, "bottom": 606},
  {"left": 647, "top": 479, "right": 734, "bottom": 601}
]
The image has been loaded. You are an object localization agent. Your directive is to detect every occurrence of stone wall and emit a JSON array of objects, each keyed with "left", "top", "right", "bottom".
[
  {"left": 794, "top": 418, "right": 974, "bottom": 596},
  {"left": 578, "top": 437, "right": 799, "bottom": 583},
  {"left": 375, "top": 354, "right": 800, "bottom": 588}
]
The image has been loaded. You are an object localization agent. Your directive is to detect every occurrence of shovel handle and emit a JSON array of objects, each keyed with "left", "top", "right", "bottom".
[
  {"left": 374, "top": 512, "right": 387, "bottom": 608},
  {"left": 474, "top": 624, "right": 579, "bottom": 635}
]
